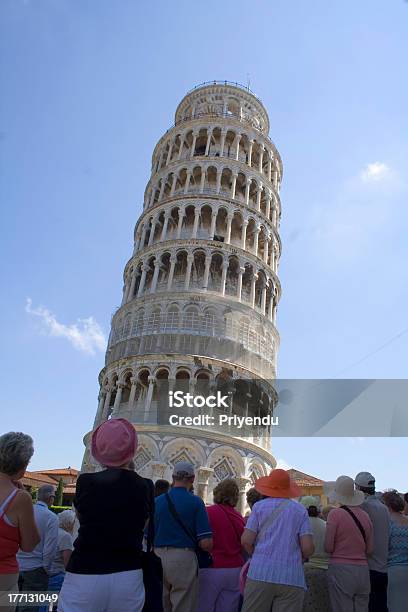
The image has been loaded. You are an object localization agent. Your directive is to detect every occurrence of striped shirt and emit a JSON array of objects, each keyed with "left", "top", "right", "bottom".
[{"left": 246, "top": 497, "right": 312, "bottom": 589}]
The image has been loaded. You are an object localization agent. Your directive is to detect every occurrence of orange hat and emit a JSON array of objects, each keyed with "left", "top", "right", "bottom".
[{"left": 255, "top": 469, "right": 301, "bottom": 499}]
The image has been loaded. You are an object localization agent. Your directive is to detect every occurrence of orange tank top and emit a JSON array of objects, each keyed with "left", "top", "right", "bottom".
[{"left": 0, "top": 489, "right": 21, "bottom": 574}]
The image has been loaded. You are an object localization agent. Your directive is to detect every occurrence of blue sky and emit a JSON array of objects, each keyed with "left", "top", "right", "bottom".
[{"left": 1, "top": 0, "right": 407, "bottom": 490}]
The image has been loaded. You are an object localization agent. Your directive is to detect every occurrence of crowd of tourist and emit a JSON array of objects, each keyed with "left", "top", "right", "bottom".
[{"left": 1, "top": 420, "right": 408, "bottom": 612}]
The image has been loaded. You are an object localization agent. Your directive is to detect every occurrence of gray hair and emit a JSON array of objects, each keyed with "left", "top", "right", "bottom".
[
  {"left": 0, "top": 432, "right": 34, "bottom": 476},
  {"left": 58, "top": 509, "right": 75, "bottom": 531},
  {"left": 37, "top": 485, "right": 55, "bottom": 503}
]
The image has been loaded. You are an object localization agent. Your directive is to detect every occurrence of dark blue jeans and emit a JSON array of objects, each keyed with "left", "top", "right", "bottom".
[{"left": 17, "top": 567, "right": 48, "bottom": 612}]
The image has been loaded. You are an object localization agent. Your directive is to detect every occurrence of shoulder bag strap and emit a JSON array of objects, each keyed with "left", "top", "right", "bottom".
[
  {"left": 165, "top": 493, "right": 196, "bottom": 547},
  {"left": 341, "top": 505, "right": 366, "bottom": 543}
]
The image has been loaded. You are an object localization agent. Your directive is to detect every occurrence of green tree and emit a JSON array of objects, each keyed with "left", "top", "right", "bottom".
[
  {"left": 55, "top": 478, "right": 64, "bottom": 506},
  {"left": 30, "top": 487, "right": 38, "bottom": 502}
]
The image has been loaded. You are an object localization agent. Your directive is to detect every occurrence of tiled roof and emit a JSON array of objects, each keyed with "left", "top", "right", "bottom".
[
  {"left": 33, "top": 468, "right": 79, "bottom": 477},
  {"left": 22, "top": 471, "right": 58, "bottom": 487},
  {"left": 288, "top": 468, "right": 324, "bottom": 487}
]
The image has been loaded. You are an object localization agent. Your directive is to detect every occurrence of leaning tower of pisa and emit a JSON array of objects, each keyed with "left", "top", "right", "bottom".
[{"left": 82, "top": 81, "right": 283, "bottom": 509}]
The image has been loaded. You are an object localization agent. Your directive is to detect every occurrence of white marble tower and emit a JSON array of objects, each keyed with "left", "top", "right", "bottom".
[{"left": 82, "top": 81, "right": 283, "bottom": 509}]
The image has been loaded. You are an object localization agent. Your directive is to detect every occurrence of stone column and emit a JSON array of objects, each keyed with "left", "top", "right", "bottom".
[
  {"left": 137, "top": 263, "right": 149, "bottom": 297},
  {"left": 139, "top": 224, "right": 147, "bottom": 251},
  {"left": 176, "top": 208, "right": 185, "bottom": 238},
  {"left": 268, "top": 155, "right": 272, "bottom": 182},
  {"left": 128, "top": 377, "right": 138, "bottom": 414},
  {"left": 237, "top": 266, "right": 245, "bottom": 301},
  {"left": 147, "top": 218, "right": 157, "bottom": 246},
  {"left": 231, "top": 173, "right": 237, "bottom": 199},
  {"left": 158, "top": 180, "right": 166, "bottom": 202},
  {"left": 127, "top": 270, "right": 137, "bottom": 303},
  {"left": 272, "top": 303, "right": 277, "bottom": 325},
  {"left": 216, "top": 169, "right": 222, "bottom": 194},
  {"left": 256, "top": 186, "right": 262, "bottom": 211},
  {"left": 266, "top": 191, "right": 272, "bottom": 219},
  {"left": 133, "top": 233, "right": 140, "bottom": 255},
  {"left": 166, "top": 140, "right": 174, "bottom": 165},
  {"left": 177, "top": 135, "right": 185, "bottom": 160},
  {"left": 261, "top": 283, "right": 267, "bottom": 315},
  {"left": 226, "top": 213, "right": 233, "bottom": 244},
  {"left": 264, "top": 235, "right": 270, "bottom": 264},
  {"left": 220, "top": 129, "right": 227, "bottom": 157},
  {"left": 190, "top": 131, "right": 198, "bottom": 159},
  {"left": 268, "top": 290, "right": 274, "bottom": 321},
  {"left": 150, "top": 259, "right": 161, "bottom": 293},
  {"left": 250, "top": 273, "right": 258, "bottom": 308},
  {"left": 192, "top": 208, "right": 200, "bottom": 238},
  {"left": 167, "top": 256, "right": 176, "bottom": 291},
  {"left": 203, "top": 254, "right": 212, "bottom": 290},
  {"left": 183, "top": 171, "right": 191, "bottom": 194},
  {"left": 236, "top": 477, "right": 251, "bottom": 515},
  {"left": 161, "top": 213, "right": 170, "bottom": 241},
  {"left": 259, "top": 146, "right": 264, "bottom": 173},
  {"left": 272, "top": 206, "right": 277, "bottom": 226},
  {"left": 273, "top": 168, "right": 279, "bottom": 190},
  {"left": 235, "top": 133, "right": 241, "bottom": 161},
  {"left": 245, "top": 179, "right": 252, "bottom": 206},
  {"left": 93, "top": 390, "right": 106, "bottom": 428},
  {"left": 184, "top": 254, "right": 194, "bottom": 290},
  {"left": 209, "top": 210, "right": 217, "bottom": 238},
  {"left": 144, "top": 376, "right": 156, "bottom": 422},
  {"left": 253, "top": 225, "right": 260, "bottom": 255},
  {"left": 200, "top": 168, "right": 206, "bottom": 193},
  {"left": 204, "top": 129, "right": 212, "bottom": 155},
  {"left": 170, "top": 173, "right": 178, "bottom": 196},
  {"left": 112, "top": 382, "right": 124, "bottom": 415},
  {"left": 121, "top": 281, "right": 128, "bottom": 306},
  {"left": 270, "top": 244, "right": 275, "bottom": 270},
  {"left": 241, "top": 219, "right": 248, "bottom": 249},
  {"left": 221, "top": 260, "right": 228, "bottom": 296},
  {"left": 196, "top": 467, "right": 214, "bottom": 503},
  {"left": 248, "top": 140, "right": 254, "bottom": 166},
  {"left": 149, "top": 188, "right": 155, "bottom": 208},
  {"left": 101, "top": 387, "right": 113, "bottom": 421}
]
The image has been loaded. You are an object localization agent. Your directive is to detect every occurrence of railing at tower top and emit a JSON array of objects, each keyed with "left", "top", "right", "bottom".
[{"left": 185, "top": 81, "right": 262, "bottom": 104}]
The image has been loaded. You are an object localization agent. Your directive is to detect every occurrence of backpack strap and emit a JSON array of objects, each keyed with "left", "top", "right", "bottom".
[{"left": 341, "top": 505, "right": 366, "bottom": 544}]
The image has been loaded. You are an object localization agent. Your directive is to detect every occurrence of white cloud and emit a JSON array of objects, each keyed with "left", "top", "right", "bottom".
[
  {"left": 25, "top": 298, "right": 106, "bottom": 355},
  {"left": 310, "top": 161, "right": 404, "bottom": 262},
  {"left": 360, "top": 162, "right": 392, "bottom": 183}
]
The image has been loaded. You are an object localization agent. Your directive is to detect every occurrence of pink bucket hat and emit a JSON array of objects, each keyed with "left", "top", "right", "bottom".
[{"left": 91, "top": 418, "right": 137, "bottom": 467}]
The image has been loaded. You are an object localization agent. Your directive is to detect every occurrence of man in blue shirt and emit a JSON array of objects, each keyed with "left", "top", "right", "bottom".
[{"left": 154, "top": 461, "right": 212, "bottom": 612}]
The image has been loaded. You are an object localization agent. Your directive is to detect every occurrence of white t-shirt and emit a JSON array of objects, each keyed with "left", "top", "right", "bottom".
[{"left": 49, "top": 528, "right": 73, "bottom": 576}]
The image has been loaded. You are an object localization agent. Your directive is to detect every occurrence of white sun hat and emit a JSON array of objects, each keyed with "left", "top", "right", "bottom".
[{"left": 324, "top": 475, "right": 365, "bottom": 507}]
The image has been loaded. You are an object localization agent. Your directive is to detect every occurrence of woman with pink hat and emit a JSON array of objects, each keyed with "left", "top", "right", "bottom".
[
  {"left": 58, "top": 419, "right": 150, "bottom": 612},
  {"left": 324, "top": 475, "right": 374, "bottom": 612},
  {"left": 240, "top": 469, "right": 314, "bottom": 611}
]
